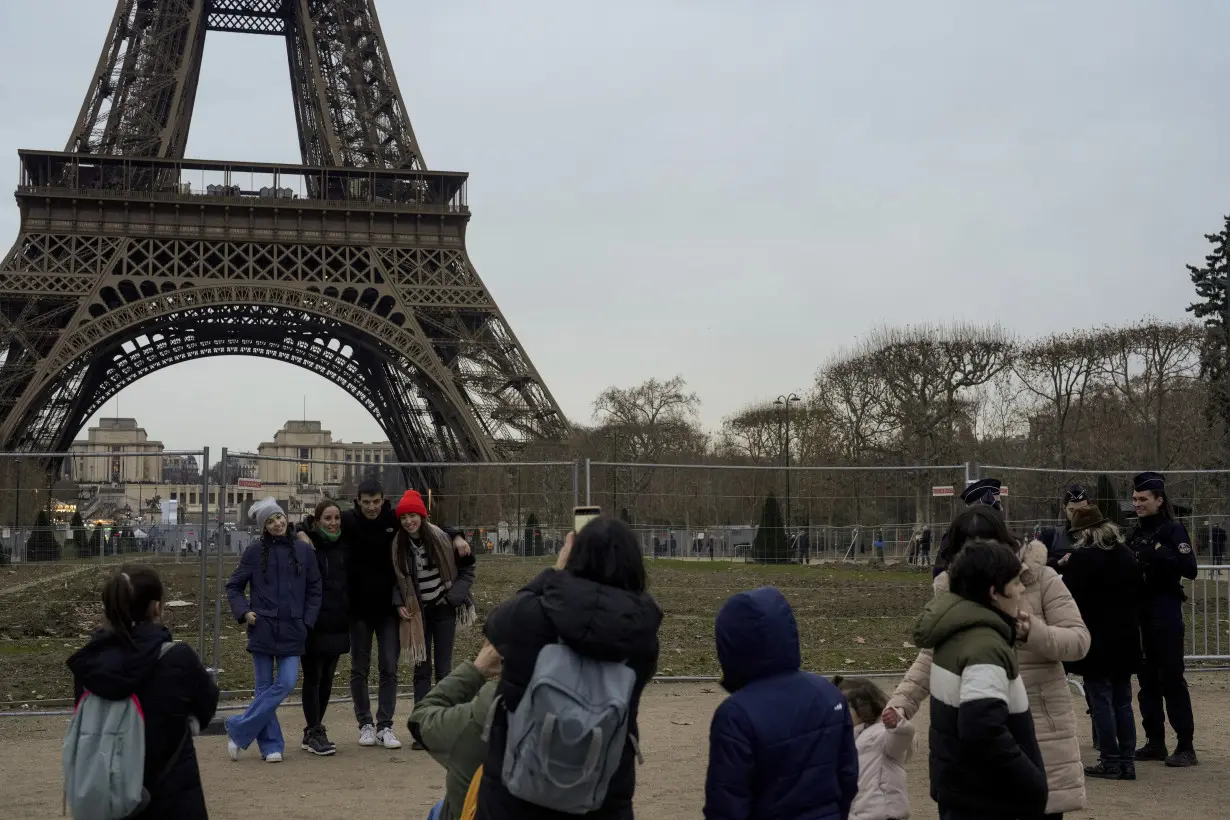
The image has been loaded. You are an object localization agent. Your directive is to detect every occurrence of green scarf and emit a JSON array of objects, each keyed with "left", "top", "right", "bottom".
[{"left": 318, "top": 528, "right": 341, "bottom": 542}]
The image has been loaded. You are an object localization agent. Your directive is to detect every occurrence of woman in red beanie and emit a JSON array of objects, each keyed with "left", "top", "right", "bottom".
[{"left": 391, "top": 489, "right": 478, "bottom": 750}]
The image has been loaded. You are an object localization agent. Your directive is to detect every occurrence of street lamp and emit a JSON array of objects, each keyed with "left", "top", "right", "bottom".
[{"left": 773, "top": 394, "right": 801, "bottom": 541}]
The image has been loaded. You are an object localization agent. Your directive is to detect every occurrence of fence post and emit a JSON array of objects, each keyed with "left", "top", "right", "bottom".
[
  {"left": 198, "top": 446, "right": 209, "bottom": 659},
  {"left": 964, "top": 461, "right": 978, "bottom": 488},
  {"left": 584, "top": 458, "right": 591, "bottom": 506},
  {"left": 211, "top": 447, "right": 227, "bottom": 680},
  {"left": 572, "top": 460, "right": 579, "bottom": 510}
]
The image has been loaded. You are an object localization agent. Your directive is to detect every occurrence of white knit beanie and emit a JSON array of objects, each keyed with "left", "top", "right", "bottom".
[{"left": 249, "top": 497, "right": 286, "bottom": 527}]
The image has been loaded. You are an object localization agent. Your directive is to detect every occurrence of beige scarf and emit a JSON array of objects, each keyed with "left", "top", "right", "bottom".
[{"left": 391, "top": 523, "right": 477, "bottom": 666}]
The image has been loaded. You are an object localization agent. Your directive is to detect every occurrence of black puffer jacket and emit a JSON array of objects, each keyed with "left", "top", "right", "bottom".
[
  {"left": 307, "top": 529, "right": 351, "bottom": 655},
  {"left": 67, "top": 623, "right": 219, "bottom": 820},
  {"left": 342, "top": 500, "right": 400, "bottom": 624},
  {"left": 477, "top": 569, "right": 662, "bottom": 820},
  {"left": 1060, "top": 544, "right": 1142, "bottom": 678}
]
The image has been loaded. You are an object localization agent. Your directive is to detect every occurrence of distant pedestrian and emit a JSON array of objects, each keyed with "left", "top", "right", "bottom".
[
  {"left": 225, "top": 498, "right": 322, "bottom": 763},
  {"left": 918, "top": 528, "right": 932, "bottom": 566}
]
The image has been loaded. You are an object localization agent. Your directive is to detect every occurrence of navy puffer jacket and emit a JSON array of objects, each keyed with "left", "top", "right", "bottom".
[
  {"left": 226, "top": 534, "right": 322, "bottom": 656},
  {"left": 704, "top": 587, "right": 859, "bottom": 820}
]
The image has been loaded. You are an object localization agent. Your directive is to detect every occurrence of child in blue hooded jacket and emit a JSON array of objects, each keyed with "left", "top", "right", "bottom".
[{"left": 704, "top": 586, "right": 859, "bottom": 820}]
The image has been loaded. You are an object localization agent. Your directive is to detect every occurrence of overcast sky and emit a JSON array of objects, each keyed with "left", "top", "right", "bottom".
[{"left": 2, "top": 0, "right": 1229, "bottom": 452}]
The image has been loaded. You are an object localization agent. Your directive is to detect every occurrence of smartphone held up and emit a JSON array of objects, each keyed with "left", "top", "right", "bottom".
[{"left": 574, "top": 505, "right": 601, "bottom": 535}]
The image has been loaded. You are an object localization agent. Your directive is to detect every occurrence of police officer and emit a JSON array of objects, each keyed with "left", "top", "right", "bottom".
[
  {"left": 1126, "top": 472, "right": 1199, "bottom": 767},
  {"left": 1041, "top": 483, "right": 1092, "bottom": 569},
  {"left": 934, "top": 478, "right": 1003, "bottom": 577}
]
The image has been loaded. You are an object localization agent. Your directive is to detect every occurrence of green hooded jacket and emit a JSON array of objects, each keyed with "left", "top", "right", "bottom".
[{"left": 409, "top": 661, "right": 498, "bottom": 820}]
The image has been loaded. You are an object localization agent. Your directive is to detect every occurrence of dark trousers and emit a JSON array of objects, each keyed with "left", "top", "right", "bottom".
[
  {"left": 1086, "top": 675, "right": 1136, "bottom": 764},
  {"left": 350, "top": 614, "right": 400, "bottom": 730},
  {"left": 413, "top": 603, "right": 457, "bottom": 705},
  {"left": 1138, "top": 601, "right": 1195, "bottom": 748},
  {"left": 301, "top": 650, "right": 341, "bottom": 730}
]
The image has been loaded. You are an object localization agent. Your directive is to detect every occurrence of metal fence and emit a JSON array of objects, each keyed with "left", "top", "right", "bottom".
[{"left": 1, "top": 451, "right": 1227, "bottom": 712}]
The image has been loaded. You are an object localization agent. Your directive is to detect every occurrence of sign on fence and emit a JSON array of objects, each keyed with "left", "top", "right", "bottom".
[
  {"left": 932, "top": 485, "right": 955, "bottom": 497},
  {"left": 237, "top": 477, "right": 262, "bottom": 490}
]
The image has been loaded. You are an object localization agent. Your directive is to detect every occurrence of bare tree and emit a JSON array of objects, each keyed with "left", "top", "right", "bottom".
[
  {"left": 1093, "top": 322, "right": 1203, "bottom": 466},
  {"left": 1010, "top": 331, "right": 1096, "bottom": 469},
  {"left": 591, "top": 376, "right": 707, "bottom": 520}
]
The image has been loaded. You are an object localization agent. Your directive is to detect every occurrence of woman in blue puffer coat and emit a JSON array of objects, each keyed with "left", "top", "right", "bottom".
[{"left": 225, "top": 497, "right": 322, "bottom": 763}]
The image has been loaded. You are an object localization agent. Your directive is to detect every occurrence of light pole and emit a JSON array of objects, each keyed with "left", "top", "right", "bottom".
[{"left": 774, "top": 394, "right": 801, "bottom": 538}]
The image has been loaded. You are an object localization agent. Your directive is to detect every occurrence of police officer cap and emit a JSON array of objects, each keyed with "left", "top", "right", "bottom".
[
  {"left": 1063, "top": 483, "right": 1088, "bottom": 504},
  {"left": 1133, "top": 472, "right": 1165, "bottom": 493},
  {"left": 961, "top": 478, "right": 1002, "bottom": 506}
]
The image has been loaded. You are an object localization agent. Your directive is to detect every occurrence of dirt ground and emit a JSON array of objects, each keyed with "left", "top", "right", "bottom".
[{"left": 0, "top": 675, "right": 1225, "bottom": 819}]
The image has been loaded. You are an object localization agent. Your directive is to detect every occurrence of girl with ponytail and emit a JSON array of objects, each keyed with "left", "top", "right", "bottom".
[
  {"left": 67, "top": 566, "right": 219, "bottom": 819},
  {"left": 224, "top": 497, "right": 322, "bottom": 763}
]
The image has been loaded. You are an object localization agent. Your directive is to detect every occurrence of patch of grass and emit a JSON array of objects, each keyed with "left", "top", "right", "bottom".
[{"left": 0, "top": 555, "right": 934, "bottom": 704}]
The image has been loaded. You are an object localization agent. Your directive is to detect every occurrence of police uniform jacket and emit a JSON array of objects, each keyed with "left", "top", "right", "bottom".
[{"left": 1127, "top": 515, "right": 1198, "bottom": 605}]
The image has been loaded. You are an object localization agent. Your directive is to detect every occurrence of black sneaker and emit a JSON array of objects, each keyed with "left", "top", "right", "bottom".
[
  {"left": 1165, "top": 748, "right": 1198, "bottom": 768},
  {"left": 1120, "top": 762, "right": 1137, "bottom": 780},
  {"left": 1135, "top": 741, "right": 1168, "bottom": 761},
  {"left": 1084, "top": 762, "right": 1121, "bottom": 779},
  {"left": 411, "top": 740, "right": 426, "bottom": 751},
  {"left": 306, "top": 727, "right": 336, "bottom": 757},
  {"left": 300, "top": 729, "right": 312, "bottom": 751}
]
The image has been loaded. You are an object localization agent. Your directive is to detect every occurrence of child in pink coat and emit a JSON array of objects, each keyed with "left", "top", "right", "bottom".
[{"left": 835, "top": 676, "right": 915, "bottom": 820}]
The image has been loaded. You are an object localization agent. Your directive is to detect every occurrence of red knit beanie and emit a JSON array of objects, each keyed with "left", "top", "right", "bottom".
[{"left": 395, "top": 489, "right": 428, "bottom": 519}]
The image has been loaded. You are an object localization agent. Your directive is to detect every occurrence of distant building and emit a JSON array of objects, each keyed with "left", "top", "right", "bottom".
[{"left": 66, "top": 417, "right": 395, "bottom": 525}]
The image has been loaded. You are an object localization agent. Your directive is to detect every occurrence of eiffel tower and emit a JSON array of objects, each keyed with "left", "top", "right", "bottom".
[{"left": 0, "top": 0, "right": 567, "bottom": 471}]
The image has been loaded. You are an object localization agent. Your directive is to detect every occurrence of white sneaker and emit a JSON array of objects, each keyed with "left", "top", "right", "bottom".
[
  {"left": 375, "top": 727, "right": 402, "bottom": 749},
  {"left": 227, "top": 739, "right": 241, "bottom": 762},
  {"left": 358, "top": 724, "right": 377, "bottom": 747},
  {"left": 264, "top": 752, "right": 283, "bottom": 763}
]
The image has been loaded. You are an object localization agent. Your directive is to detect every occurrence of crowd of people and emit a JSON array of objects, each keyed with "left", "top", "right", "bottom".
[{"left": 60, "top": 470, "right": 1203, "bottom": 820}]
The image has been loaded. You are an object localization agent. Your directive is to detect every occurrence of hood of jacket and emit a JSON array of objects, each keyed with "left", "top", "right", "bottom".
[
  {"left": 66, "top": 622, "right": 173, "bottom": 700},
  {"left": 538, "top": 570, "right": 662, "bottom": 663},
  {"left": 913, "top": 591, "right": 1015, "bottom": 651},
  {"left": 715, "top": 586, "right": 801, "bottom": 692},
  {"left": 1019, "top": 540, "right": 1048, "bottom": 587}
]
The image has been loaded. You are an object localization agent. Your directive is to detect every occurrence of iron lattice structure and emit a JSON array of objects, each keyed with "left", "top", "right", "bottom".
[{"left": 0, "top": 0, "right": 567, "bottom": 471}]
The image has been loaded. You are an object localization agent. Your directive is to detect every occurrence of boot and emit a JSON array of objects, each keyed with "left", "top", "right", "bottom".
[
  {"left": 1119, "top": 762, "right": 1137, "bottom": 780},
  {"left": 1084, "top": 761, "right": 1121, "bottom": 779},
  {"left": 1165, "top": 747, "right": 1198, "bottom": 768},
  {"left": 1134, "top": 740, "right": 1168, "bottom": 761}
]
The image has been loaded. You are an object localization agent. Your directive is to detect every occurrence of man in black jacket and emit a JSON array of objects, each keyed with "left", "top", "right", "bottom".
[{"left": 343, "top": 478, "right": 405, "bottom": 749}]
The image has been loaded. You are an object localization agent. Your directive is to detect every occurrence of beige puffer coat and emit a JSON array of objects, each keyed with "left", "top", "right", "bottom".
[{"left": 887, "top": 542, "right": 1091, "bottom": 815}]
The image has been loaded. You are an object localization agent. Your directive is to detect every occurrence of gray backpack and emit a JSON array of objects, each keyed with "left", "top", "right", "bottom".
[
  {"left": 62, "top": 642, "right": 184, "bottom": 820},
  {"left": 495, "top": 642, "right": 642, "bottom": 814}
]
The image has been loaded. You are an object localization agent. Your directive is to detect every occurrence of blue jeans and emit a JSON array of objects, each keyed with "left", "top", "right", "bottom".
[
  {"left": 426, "top": 799, "right": 443, "bottom": 820},
  {"left": 1086, "top": 674, "right": 1136, "bottom": 764},
  {"left": 226, "top": 654, "right": 300, "bottom": 756}
]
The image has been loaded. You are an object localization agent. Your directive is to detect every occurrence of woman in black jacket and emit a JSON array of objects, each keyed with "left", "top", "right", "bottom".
[
  {"left": 476, "top": 516, "right": 662, "bottom": 820},
  {"left": 301, "top": 499, "right": 350, "bottom": 756},
  {"left": 67, "top": 565, "right": 219, "bottom": 820},
  {"left": 1059, "top": 506, "right": 1142, "bottom": 781}
]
